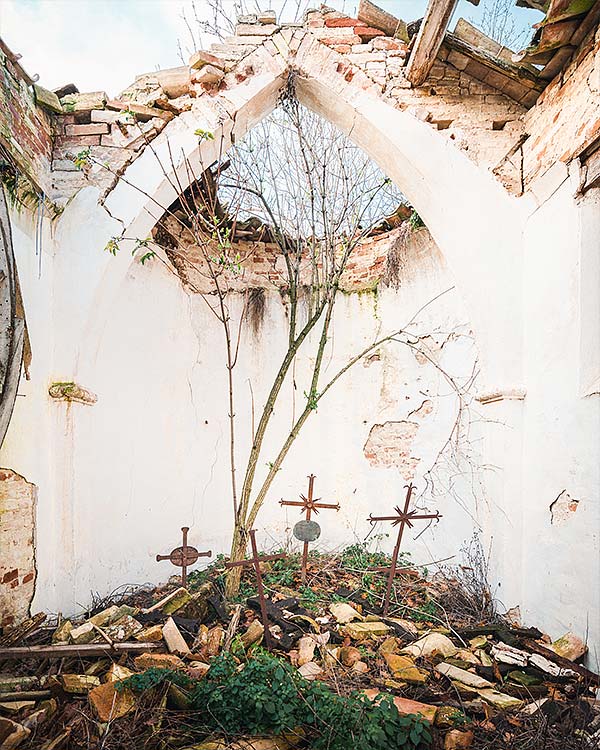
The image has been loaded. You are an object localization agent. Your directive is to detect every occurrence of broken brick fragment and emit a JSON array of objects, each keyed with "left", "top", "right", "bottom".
[{"left": 325, "top": 17, "right": 367, "bottom": 28}]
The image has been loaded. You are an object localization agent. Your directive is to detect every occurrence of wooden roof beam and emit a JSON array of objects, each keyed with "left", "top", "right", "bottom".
[{"left": 405, "top": 0, "right": 458, "bottom": 86}]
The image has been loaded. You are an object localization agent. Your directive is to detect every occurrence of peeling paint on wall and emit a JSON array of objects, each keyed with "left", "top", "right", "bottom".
[
  {"left": 0, "top": 468, "right": 37, "bottom": 627},
  {"left": 363, "top": 420, "right": 420, "bottom": 480},
  {"left": 549, "top": 490, "right": 580, "bottom": 527}
]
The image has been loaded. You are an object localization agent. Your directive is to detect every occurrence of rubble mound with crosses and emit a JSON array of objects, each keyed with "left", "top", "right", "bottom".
[{"left": 0, "top": 532, "right": 598, "bottom": 750}]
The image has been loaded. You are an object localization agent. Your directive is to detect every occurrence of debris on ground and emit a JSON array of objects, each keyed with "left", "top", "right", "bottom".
[{"left": 0, "top": 541, "right": 598, "bottom": 749}]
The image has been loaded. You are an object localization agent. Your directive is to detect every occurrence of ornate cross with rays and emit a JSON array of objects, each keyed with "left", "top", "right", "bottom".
[
  {"left": 367, "top": 483, "right": 442, "bottom": 615},
  {"left": 280, "top": 474, "right": 340, "bottom": 583}
]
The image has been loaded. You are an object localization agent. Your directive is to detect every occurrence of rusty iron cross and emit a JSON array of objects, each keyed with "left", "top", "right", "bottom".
[
  {"left": 367, "top": 483, "right": 442, "bottom": 616},
  {"left": 225, "top": 529, "right": 286, "bottom": 650},
  {"left": 156, "top": 527, "right": 212, "bottom": 588},
  {"left": 280, "top": 474, "right": 340, "bottom": 583}
]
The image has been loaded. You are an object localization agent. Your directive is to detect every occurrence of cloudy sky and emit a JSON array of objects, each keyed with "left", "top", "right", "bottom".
[{"left": 0, "top": 1, "right": 539, "bottom": 97}]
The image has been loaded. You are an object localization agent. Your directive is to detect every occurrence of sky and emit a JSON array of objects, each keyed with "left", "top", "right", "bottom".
[{"left": 0, "top": 1, "right": 539, "bottom": 98}]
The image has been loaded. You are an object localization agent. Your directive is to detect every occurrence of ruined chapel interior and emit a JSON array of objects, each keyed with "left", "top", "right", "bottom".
[{"left": 0, "top": 1, "right": 599, "bottom": 748}]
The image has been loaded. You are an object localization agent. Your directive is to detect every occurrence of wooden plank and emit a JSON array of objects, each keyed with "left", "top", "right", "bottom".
[
  {"left": 445, "top": 33, "right": 545, "bottom": 91},
  {"left": 521, "top": 639, "right": 600, "bottom": 685},
  {"left": 454, "top": 18, "right": 514, "bottom": 61},
  {"left": 405, "top": 0, "right": 458, "bottom": 86},
  {"left": 0, "top": 691, "right": 52, "bottom": 702},
  {"left": 357, "top": 0, "right": 408, "bottom": 41},
  {"left": 582, "top": 144, "right": 600, "bottom": 192},
  {"left": 0, "top": 642, "right": 164, "bottom": 660},
  {"left": 539, "top": 0, "right": 600, "bottom": 79}
]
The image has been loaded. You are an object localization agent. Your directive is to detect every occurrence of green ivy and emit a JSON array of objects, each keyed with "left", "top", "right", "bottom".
[
  {"left": 189, "top": 651, "right": 431, "bottom": 750},
  {"left": 117, "top": 667, "right": 191, "bottom": 693}
]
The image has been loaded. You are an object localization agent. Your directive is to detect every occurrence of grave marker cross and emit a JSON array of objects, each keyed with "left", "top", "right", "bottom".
[
  {"left": 367, "top": 483, "right": 442, "bottom": 615},
  {"left": 156, "top": 526, "right": 212, "bottom": 588},
  {"left": 280, "top": 474, "right": 340, "bottom": 583},
  {"left": 224, "top": 529, "right": 287, "bottom": 650}
]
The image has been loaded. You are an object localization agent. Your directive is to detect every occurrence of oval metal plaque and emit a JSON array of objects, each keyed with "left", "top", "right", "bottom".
[{"left": 293, "top": 519, "right": 321, "bottom": 542}]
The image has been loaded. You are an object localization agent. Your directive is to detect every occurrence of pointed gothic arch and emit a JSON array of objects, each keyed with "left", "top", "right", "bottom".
[{"left": 72, "top": 29, "right": 525, "bottom": 388}]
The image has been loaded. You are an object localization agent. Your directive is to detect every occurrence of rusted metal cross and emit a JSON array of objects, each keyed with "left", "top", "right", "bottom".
[
  {"left": 156, "top": 527, "right": 212, "bottom": 588},
  {"left": 367, "top": 483, "right": 442, "bottom": 616},
  {"left": 280, "top": 474, "right": 340, "bottom": 583},
  {"left": 224, "top": 529, "right": 286, "bottom": 650}
]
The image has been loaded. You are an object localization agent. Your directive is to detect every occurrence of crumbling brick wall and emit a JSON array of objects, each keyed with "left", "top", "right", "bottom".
[
  {"left": 522, "top": 24, "right": 600, "bottom": 185},
  {"left": 0, "top": 469, "right": 37, "bottom": 627},
  {"left": 0, "top": 44, "right": 53, "bottom": 195}
]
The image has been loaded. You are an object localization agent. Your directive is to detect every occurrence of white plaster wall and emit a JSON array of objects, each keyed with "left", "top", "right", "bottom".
[
  {"left": 517, "top": 180, "right": 600, "bottom": 666},
  {"left": 25, "top": 225, "right": 481, "bottom": 611},
  {"left": 0, "top": 208, "right": 59, "bottom": 604}
]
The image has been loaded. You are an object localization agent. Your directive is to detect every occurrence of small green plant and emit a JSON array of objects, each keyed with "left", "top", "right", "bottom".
[
  {"left": 304, "top": 387, "right": 319, "bottom": 411},
  {"left": 408, "top": 209, "right": 425, "bottom": 231},
  {"left": 341, "top": 538, "right": 393, "bottom": 570},
  {"left": 73, "top": 147, "right": 91, "bottom": 171},
  {"left": 118, "top": 667, "right": 191, "bottom": 693},
  {"left": 299, "top": 585, "right": 320, "bottom": 609},
  {"left": 195, "top": 128, "right": 215, "bottom": 142},
  {"left": 104, "top": 236, "right": 121, "bottom": 255},
  {"left": 189, "top": 651, "right": 431, "bottom": 749},
  {"left": 209, "top": 249, "right": 242, "bottom": 274},
  {"left": 411, "top": 599, "right": 439, "bottom": 623}
]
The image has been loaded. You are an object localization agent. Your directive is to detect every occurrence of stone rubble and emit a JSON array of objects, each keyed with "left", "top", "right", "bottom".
[{"left": 0, "top": 550, "right": 597, "bottom": 750}]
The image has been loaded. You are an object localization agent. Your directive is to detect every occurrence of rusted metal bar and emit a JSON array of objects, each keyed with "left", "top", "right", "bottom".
[
  {"left": 280, "top": 474, "right": 340, "bottom": 583},
  {"left": 368, "top": 483, "right": 442, "bottom": 615},
  {"left": 225, "top": 529, "right": 286, "bottom": 650}
]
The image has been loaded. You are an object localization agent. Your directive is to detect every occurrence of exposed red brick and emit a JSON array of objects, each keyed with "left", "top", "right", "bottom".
[
  {"left": 64, "top": 123, "right": 109, "bottom": 136},
  {"left": 22, "top": 572, "right": 34, "bottom": 584},
  {"left": 320, "top": 35, "right": 361, "bottom": 47},
  {"left": 333, "top": 44, "right": 352, "bottom": 54},
  {"left": 325, "top": 17, "right": 366, "bottom": 28},
  {"left": 2, "top": 569, "right": 18, "bottom": 584},
  {"left": 56, "top": 135, "right": 102, "bottom": 147},
  {"left": 356, "top": 26, "right": 385, "bottom": 41},
  {"left": 372, "top": 37, "right": 402, "bottom": 51}
]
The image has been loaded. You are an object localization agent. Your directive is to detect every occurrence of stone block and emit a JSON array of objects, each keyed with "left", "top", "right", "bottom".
[
  {"left": 382, "top": 653, "right": 428, "bottom": 684},
  {"left": 60, "top": 674, "right": 101, "bottom": 693},
  {"left": 69, "top": 621, "right": 96, "bottom": 644},
  {"left": 60, "top": 91, "right": 107, "bottom": 112},
  {"left": 89, "top": 681, "right": 136, "bottom": 722},
  {"left": 33, "top": 85, "right": 62, "bottom": 113},
  {"left": 162, "top": 617, "right": 190, "bottom": 654},
  {"left": 133, "top": 652, "right": 185, "bottom": 671},
  {"left": 550, "top": 632, "right": 587, "bottom": 661},
  {"left": 402, "top": 632, "right": 458, "bottom": 659},
  {"left": 363, "top": 689, "right": 437, "bottom": 723},
  {"left": 236, "top": 23, "right": 278, "bottom": 36},
  {"left": 357, "top": 26, "right": 385, "bottom": 41},
  {"left": 64, "top": 123, "right": 109, "bottom": 136},
  {"left": 435, "top": 663, "right": 493, "bottom": 689},
  {"left": 0, "top": 717, "right": 30, "bottom": 749},
  {"left": 341, "top": 621, "right": 390, "bottom": 639},
  {"left": 189, "top": 50, "right": 225, "bottom": 70},
  {"left": 191, "top": 65, "right": 225, "bottom": 85},
  {"left": 257, "top": 11, "right": 276, "bottom": 24},
  {"left": 105, "top": 100, "right": 174, "bottom": 122},
  {"left": 325, "top": 17, "right": 366, "bottom": 28}
]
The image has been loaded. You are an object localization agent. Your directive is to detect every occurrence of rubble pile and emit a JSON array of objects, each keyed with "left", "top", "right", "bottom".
[{"left": 0, "top": 549, "right": 598, "bottom": 749}]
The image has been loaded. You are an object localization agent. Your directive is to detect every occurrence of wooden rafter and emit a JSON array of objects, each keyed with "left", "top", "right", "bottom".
[{"left": 405, "top": 0, "right": 459, "bottom": 86}]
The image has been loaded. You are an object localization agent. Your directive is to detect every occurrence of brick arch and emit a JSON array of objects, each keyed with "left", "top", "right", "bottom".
[{"left": 75, "top": 28, "right": 525, "bottom": 386}]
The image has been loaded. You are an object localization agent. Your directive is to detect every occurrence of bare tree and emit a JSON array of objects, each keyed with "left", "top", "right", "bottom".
[
  {"left": 77, "top": 80, "right": 478, "bottom": 598},
  {"left": 474, "top": 0, "right": 532, "bottom": 51}
]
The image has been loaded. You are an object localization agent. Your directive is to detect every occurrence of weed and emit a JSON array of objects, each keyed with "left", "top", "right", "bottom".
[{"left": 189, "top": 651, "right": 431, "bottom": 749}]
